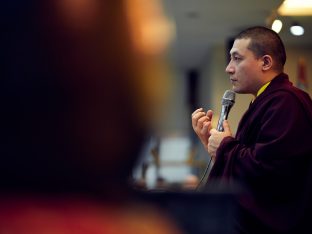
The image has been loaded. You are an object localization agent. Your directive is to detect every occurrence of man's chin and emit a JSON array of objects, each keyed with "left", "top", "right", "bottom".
[
  {"left": 232, "top": 86, "right": 240, "bottom": 93},
  {"left": 232, "top": 87, "right": 246, "bottom": 94}
]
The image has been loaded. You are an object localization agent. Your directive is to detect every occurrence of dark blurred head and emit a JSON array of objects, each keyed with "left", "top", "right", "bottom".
[{"left": 0, "top": 0, "right": 173, "bottom": 195}]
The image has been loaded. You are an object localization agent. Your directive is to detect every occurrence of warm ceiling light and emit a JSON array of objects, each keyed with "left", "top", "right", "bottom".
[
  {"left": 278, "top": 0, "right": 312, "bottom": 16},
  {"left": 271, "top": 19, "right": 283, "bottom": 33},
  {"left": 290, "top": 23, "right": 305, "bottom": 36}
]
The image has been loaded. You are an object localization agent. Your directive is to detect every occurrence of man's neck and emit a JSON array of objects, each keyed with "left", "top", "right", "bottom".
[
  {"left": 263, "top": 70, "right": 280, "bottom": 84},
  {"left": 252, "top": 71, "right": 280, "bottom": 98}
]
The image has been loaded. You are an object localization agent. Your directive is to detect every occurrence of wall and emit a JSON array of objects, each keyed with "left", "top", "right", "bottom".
[{"left": 284, "top": 46, "right": 312, "bottom": 97}]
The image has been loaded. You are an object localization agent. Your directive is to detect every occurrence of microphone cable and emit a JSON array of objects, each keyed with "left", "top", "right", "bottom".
[{"left": 195, "top": 156, "right": 213, "bottom": 191}]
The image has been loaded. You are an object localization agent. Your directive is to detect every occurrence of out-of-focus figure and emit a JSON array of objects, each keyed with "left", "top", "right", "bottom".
[{"left": 0, "top": 0, "right": 180, "bottom": 233}]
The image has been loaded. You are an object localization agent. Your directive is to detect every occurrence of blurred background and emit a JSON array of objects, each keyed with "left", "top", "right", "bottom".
[{"left": 133, "top": 0, "right": 312, "bottom": 189}]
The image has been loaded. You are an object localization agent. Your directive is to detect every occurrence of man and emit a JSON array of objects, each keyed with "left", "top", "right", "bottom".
[{"left": 192, "top": 26, "right": 312, "bottom": 233}]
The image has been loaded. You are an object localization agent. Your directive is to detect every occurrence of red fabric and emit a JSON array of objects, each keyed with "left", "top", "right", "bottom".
[{"left": 0, "top": 197, "right": 181, "bottom": 234}]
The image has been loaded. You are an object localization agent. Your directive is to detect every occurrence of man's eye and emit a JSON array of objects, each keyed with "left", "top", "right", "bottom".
[{"left": 233, "top": 56, "right": 241, "bottom": 61}]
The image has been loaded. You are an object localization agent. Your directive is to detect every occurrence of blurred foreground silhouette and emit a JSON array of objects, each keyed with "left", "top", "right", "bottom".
[{"left": 0, "top": 0, "right": 181, "bottom": 233}]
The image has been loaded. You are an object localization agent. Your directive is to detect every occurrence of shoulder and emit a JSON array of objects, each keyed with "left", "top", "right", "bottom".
[
  {"left": 257, "top": 83, "right": 312, "bottom": 112},
  {"left": 273, "top": 87, "right": 312, "bottom": 119},
  {"left": 266, "top": 73, "right": 312, "bottom": 109},
  {"left": 249, "top": 88, "right": 312, "bottom": 131}
]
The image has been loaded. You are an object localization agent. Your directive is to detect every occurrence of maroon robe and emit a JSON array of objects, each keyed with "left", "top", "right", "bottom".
[{"left": 208, "top": 73, "right": 312, "bottom": 233}]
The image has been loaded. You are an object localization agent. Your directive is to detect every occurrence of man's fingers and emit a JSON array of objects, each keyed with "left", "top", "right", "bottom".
[
  {"left": 197, "top": 116, "right": 209, "bottom": 128},
  {"left": 223, "top": 120, "right": 232, "bottom": 135},
  {"left": 209, "top": 128, "right": 217, "bottom": 135},
  {"left": 206, "top": 110, "right": 213, "bottom": 120},
  {"left": 192, "top": 110, "right": 205, "bottom": 121},
  {"left": 192, "top": 113, "right": 205, "bottom": 128},
  {"left": 200, "top": 122, "right": 208, "bottom": 135},
  {"left": 192, "top": 112, "right": 206, "bottom": 120},
  {"left": 191, "top": 108, "right": 203, "bottom": 117},
  {"left": 192, "top": 109, "right": 206, "bottom": 128}
]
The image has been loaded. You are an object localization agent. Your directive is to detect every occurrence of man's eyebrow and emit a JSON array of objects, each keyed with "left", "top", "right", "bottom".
[{"left": 230, "top": 51, "right": 241, "bottom": 56}]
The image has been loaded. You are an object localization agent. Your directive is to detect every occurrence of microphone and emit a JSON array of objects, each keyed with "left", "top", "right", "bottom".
[{"left": 217, "top": 90, "right": 236, "bottom": 132}]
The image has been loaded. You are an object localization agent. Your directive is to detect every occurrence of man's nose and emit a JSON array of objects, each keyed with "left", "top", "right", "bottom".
[{"left": 225, "top": 62, "right": 234, "bottom": 74}]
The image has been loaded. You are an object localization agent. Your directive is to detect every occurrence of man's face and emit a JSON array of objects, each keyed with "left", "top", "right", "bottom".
[{"left": 225, "top": 38, "right": 264, "bottom": 96}]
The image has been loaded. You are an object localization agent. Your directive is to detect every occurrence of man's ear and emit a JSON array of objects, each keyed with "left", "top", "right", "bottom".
[{"left": 261, "top": 55, "right": 273, "bottom": 71}]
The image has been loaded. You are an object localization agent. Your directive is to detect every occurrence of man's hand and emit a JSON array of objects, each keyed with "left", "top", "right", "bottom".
[
  {"left": 191, "top": 108, "right": 213, "bottom": 151},
  {"left": 208, "top": 120, "right": 232, "bottom": 161}
]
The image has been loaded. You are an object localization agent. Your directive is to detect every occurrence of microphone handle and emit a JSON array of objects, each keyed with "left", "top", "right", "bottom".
[{"left": 217, "top": 105, "right": 230, "bottom": 132}]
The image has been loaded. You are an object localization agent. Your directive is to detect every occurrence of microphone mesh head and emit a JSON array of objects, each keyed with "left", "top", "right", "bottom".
[{"left": 222, "top": 90, "right": 236, "bottom": 105}]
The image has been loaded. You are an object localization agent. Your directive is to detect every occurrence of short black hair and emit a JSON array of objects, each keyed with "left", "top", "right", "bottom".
[{"left": 235, "top": 26, "right": 286, "bottom": 72}]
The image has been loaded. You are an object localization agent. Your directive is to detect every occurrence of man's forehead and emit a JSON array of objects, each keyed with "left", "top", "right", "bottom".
[{"left": 230, "top": 38, "right": 251, "bottom": 55}]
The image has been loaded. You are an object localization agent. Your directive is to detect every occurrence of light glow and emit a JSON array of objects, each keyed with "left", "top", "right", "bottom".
[
  {"left": 271, "top": 19, "right": 283, "bottom": 33},
  {"left": 278, "top": 0, "right": 312, "bottom": 16},
  {"left": 290, "top": 24, "right": 304, "bottom": 36}
]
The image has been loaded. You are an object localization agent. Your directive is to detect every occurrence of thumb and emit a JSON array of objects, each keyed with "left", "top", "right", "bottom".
[
  {"left": 223, "top": 120, "right": 232, "bottom": 135},
  {"left": 209, "top": 128, "right": 217, "bottom": 135}
]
